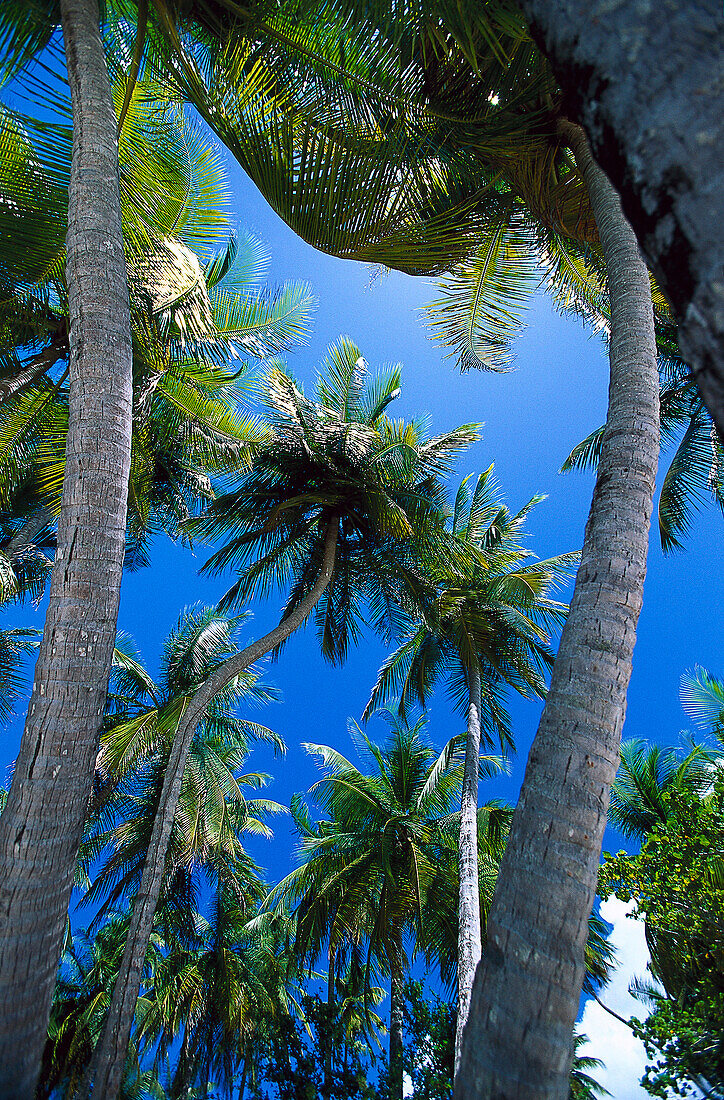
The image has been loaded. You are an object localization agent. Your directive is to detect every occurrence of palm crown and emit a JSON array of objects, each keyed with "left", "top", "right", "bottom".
[
  {"left": 0, "top": 71, "right": 315, "bottom": 570},
  {"left": 77, "top": 606, "right": 285, "bottom": 925},
  {"left": 366, "top": 466, "right": 576, "bottom": 750},
  {"left": 190, "top": 339, "right": 480, "bottom": 662}
]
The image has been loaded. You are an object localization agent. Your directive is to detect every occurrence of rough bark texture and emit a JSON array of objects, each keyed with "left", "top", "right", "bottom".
[
  {"left": 86, "top": 521, "right": 338, "bottom": 1100},
  {"left": 0, "top": 0, "right": 133, "bottom": 1095},
  {"left": 455, "top": 124, "right": 659, "bottom": 1100},
  {"left": 454, "top": 658, "right": 483, "bottom": 1075},
  {"left": 520, "top": 0, "right": 724, "bottom": 441},
  {"left": 388, "top": 938, "right": 404, "bottom": 1100}
]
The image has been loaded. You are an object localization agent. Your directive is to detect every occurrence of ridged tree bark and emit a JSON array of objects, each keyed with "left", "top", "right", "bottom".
[
  {"left": 388, "top": 930, "right": 405, "bottom": 1100},
  {"left": 0, "top": 0, "right": 133, "bottom": 1095},
  {"left": 84, "top": 520, "right": 338, "bottom": 1100},
  {"left": 454, "top": 657, "right": 483, "bottom": 1075},
  {"left": 455, "top": 122, "right": 660, "bottom": 1100},
  {"left": 519, "top": 0, "right": 724, "bottom": 442}
]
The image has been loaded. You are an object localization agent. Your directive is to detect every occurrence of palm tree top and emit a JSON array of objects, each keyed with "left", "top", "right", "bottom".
[{"left": 189, "top": 340, "right": 480, "bottom": 662}]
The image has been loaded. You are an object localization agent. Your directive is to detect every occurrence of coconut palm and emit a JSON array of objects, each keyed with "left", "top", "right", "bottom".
[
  {"left": 607, "top": 738, "right": 713, "bottom": 843},
  {"left": 365, "top": 466, "right": 574, "bottom": 1066},
  {"left": 75, "top": 605, "right": 284, "bottom": 1097},
  {"left": 270, "top": 712, "right": 470, "bottom": 1100},
  {"left": 129, "top": 13, "right": 663, "bottom": 1088},
  {"left": 0, "top": 88, "right": 314, "bottom": 571},
  {"left": 86, "top": 347, "right": 477, "bottom": 1099}
]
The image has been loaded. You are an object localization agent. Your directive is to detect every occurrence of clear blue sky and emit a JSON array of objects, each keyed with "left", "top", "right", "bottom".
[{"left": 3, "top": 126, "right": 723, "bottom": 931}]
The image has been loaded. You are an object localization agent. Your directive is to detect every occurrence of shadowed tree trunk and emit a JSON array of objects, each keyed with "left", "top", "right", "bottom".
[
  {"left": 324, "top": 940, "right": 337, "bottom": 1096},
  {"left": 388, "top": 929, "right": 405, "bottom": 1100},
  {"left": 84, "top": 520, "right": 338, "bottom": 1100},
  {"left": 0, "top": 0, "right": 133, "bottom": 1095},
  {"left": 454, "top": 656, "right": 483, "bottom": 1075},
  {"left": 520, "top": 0, "right": 724, "bottom": 441},
  {"left": 455, "top": 121, "right": 660, "bottom": 1100}
]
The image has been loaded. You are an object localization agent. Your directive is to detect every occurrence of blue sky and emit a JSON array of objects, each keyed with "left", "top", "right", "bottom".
[{"left": 3, "top": 121, "right": 722, "bottom": 1097}]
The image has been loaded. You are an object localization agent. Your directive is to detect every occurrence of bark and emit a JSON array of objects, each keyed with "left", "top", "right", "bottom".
[
  {"left": 388, "top": 932, "right": 405, "bottom": 1100},
  {"left": 0, "top": 339, "right": 67, "bottom": 406},
  {"left": 519, "top": 0, "right": 724, "bottom": 442},
  {"left": 324, "top": 940, "right": 336, "bottom": 1095},
  {"left": 0, "top": 0, "right": 133, "bottom": 1094},
  {"left": 454, "top": 657, "right": 483, "bottom": 1075},
  {"left": 455, "top": 122, "right": 660, "bottom": 1100},
  {"left": 85, "top": 520, "right": 339, "bottom": 1100}
]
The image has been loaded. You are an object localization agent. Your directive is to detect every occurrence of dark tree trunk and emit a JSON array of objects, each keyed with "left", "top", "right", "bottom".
[
  {"left": 520, "top": 0, "right": 724, "bottom": 441},
  {"left": 85, "top": 521, "right": 339, "bottom": 1100},
  {"left": 388, "top": 934, "right": 405, "bottom": 1100},
  {"left": 456, "top": 123, "right": 660, "bottom": 1099},
  {"left": 0, "top": 0, "right": 133, "bottom": 1095},
  {"left": 454, "top": 657, "right": 482, "bottom": 1075}
]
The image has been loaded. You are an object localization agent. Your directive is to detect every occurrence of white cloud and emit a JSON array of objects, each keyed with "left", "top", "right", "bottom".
[{"left": 578, "top": 897, "right": 652, "bottom": 1099}]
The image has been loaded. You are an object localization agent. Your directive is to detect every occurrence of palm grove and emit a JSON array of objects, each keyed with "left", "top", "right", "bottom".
[{"left": 0, "top": 1, "right": 721, "bottom": 1099}]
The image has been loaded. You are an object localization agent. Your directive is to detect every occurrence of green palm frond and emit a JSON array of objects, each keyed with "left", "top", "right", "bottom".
[
  {"left": 426, "top": 204, "right": 538, "bottom": 371},
  {"left": 680, "top": 666, "right": 724, "bottom": 735}
]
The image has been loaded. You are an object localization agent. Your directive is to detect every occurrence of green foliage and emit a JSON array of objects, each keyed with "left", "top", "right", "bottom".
[
  {"left": 190, "top": 342, "right": 479, "bottom": 663},
  {"left": 366, "top": 466, "right": 575, "bottom": 752},
  {"left": 600, "top": 777, "right": 724, "bottom": 1097},
  {"left": 401, "top": 979, "right": 455, "bottom": 1100},
  {"left": 0, "top": 67, "right": 314, "bottom": 575},
  {"left": 563, "top": 348, "right": 723, "bottom": 551}
]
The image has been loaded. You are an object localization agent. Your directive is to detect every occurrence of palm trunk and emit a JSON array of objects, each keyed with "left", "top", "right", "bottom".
[
  {"left": 0, "top": 0, "right": 132, "bottom": 1095},
  {"left": 518, "top": 0, "right": 724, "bottom": 443},
  {"left": 454, "top": 657, "right": 483, "bottom": 1074},
  {"left": 388, "top": 931, "right": 405, "bottom": 1100},
  {"left": 0, "top": 339, "right": 67, "bottom": 406},
  {"left": 455, "top": 122, "right": 660, "bottom": 1100},
  {"left": 85, "top": 520, "right": 339, "bottom": 1100},
  {"left": 324, "top": 940, "right": 336, "bottom": 1095}
]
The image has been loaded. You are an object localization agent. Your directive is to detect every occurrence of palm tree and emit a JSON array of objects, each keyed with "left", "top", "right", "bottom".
[
  {"left": 607, "top": 738, "right": 713, "bottom": 842},
  {"left": 568, "top": 1031, "right": 609, "bottom": 1100},
  {"left": 0, "top": 88, "right": 314, "bottom": 571},
  {"left": 0, "top": 5, "right": 137, "bottom": 1083},
  {"left": 131, "top": 15, "right": 662, "bottom": 1088},
  {"left": 365, "top": 467, "right": 574, "bottom": 1068},
  {"left": 271, "top": 713, "right": 470, "bottom": 1100},
  {"left": 77, "top": 605, "right": 284, "bottom": 1098},
  {"left": 87, "top": 348, "right": 476, "bottom": 1099},
  {"left": 0, "top": 35, "right": 312, "bottom": 1083}
]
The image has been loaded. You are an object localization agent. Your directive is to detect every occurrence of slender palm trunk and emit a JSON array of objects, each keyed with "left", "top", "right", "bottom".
[
  {"left": 388, "top": 930, "right": 405, "bottom": 1100},
  {"left": 0, "top": 0, "right": 132, "bottom": 1095},
  {"left": 455, "top": 123, "right": 660, "bottom": 1100},
  {"left": 84, "top": 521, "right": 339, "bottom": 1100},
  {"left": 454, "top": 657, "right": 483, "bottom": 1074},
  {"left": 0, "top": 339, "right": 67, "bottom": 406},
  {"left": 324, "top": 940, "right": 336, "bottom": 1095}
]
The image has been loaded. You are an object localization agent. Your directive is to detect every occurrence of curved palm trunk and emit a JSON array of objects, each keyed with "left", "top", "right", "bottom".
[
  {"left": 454, "top": 657, "right": 483, "bottom": 1074},
  {"left": 0, "top": 0, "right": 133, "bottom": 1095},
  {"left": 388, "top": 929, "right": 405, "bottom": 1100},
  {"left": 455, "top": 123, "right": 660, "bottom": 1100},
  {"left": 84, "top": 520, "right": 338, "bottom": 1100},
  {"left": 519, "top": 0, "right": 724, "bottom": 443}
]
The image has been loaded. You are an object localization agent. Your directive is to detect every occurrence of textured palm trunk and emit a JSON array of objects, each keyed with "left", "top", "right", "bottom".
[
  {"left": 0, "top": 339, "right": 67, "bottom": 405},
  {"left": 455, "top": 123, "right": 660, "bottom": 1100},
  {"left": 388, "top": 931, "right": 405, "bottom": 1100},
  {"left": 324, "top": 940, "right": 336, "bottom": 1096},
  {"left": 0, "top": 0, "right": 132, "bottom": 1096},
  {"left": 454, "top": 657, "right": 483, "bottom": 1075},
  {"left": 518, "top": 0, "right": 724, "bottom": 442},
  {"left": 85, "top": 521, "right": 338, "bottom": 1100}
]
